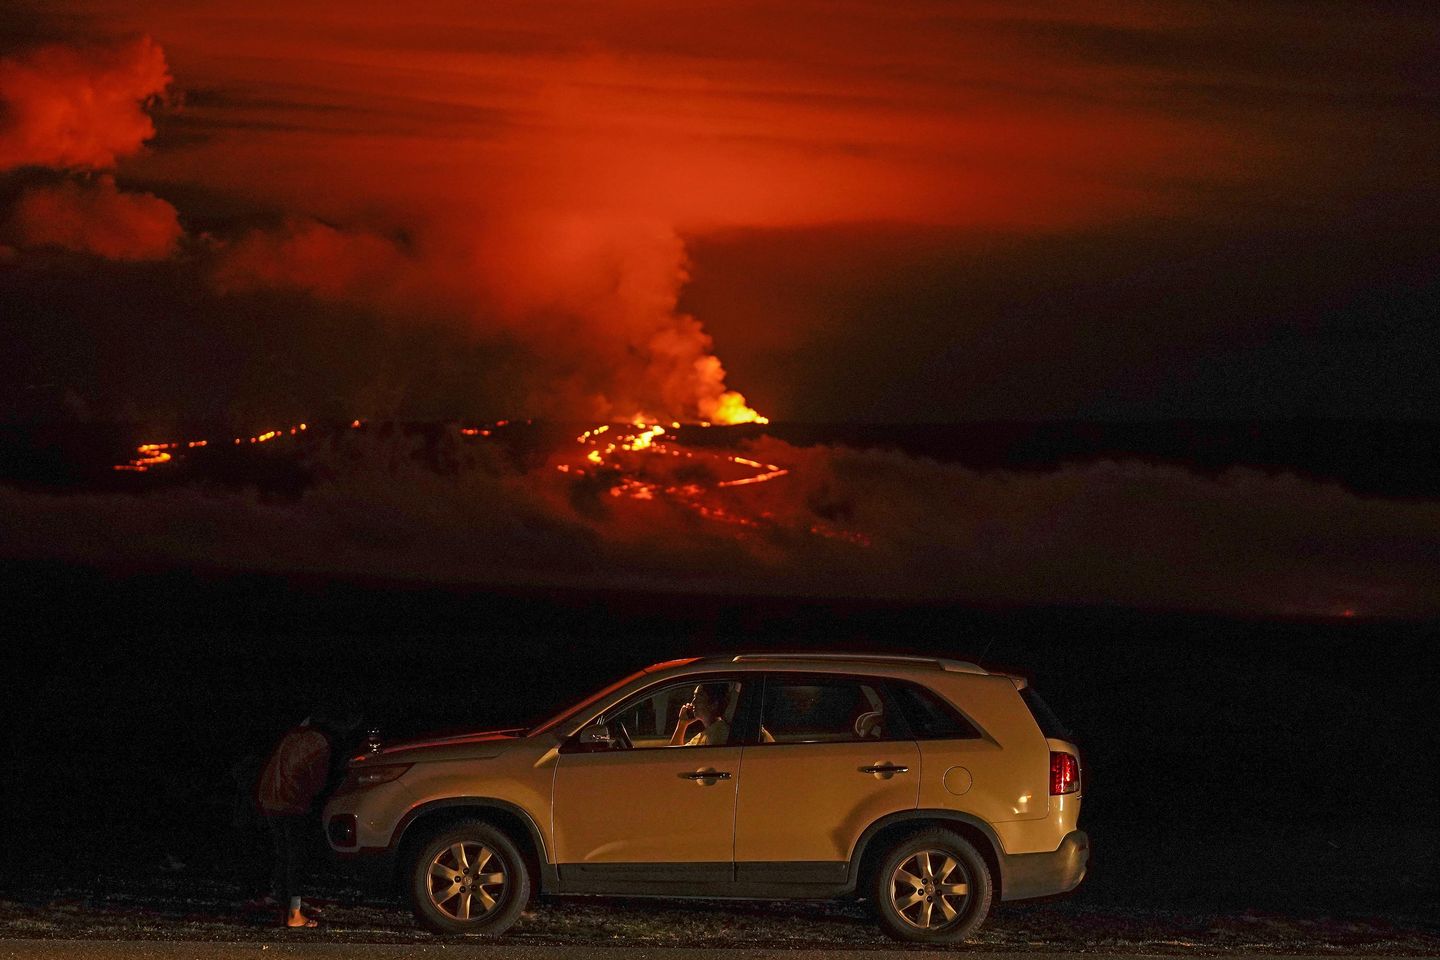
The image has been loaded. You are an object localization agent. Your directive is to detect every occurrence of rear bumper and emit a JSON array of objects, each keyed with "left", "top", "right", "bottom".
[{"left": 999, "top": 829, "right": 1088, "bottom": 901}]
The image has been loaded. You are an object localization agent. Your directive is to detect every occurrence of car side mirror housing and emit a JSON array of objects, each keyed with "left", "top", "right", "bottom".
[
  {"left": 570, "top": 722, "right": 616, "bottom": 752},
  {"left": 579, "top": 723, "right": 614, "bottom": 745}
]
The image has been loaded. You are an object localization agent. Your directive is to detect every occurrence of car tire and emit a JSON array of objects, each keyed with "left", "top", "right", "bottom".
[
  {"left": 407, "top": 820, "right": 530, "bottom": 935},
  {"left": 871, "top": 828, "right": 993, "bottom": 944}
]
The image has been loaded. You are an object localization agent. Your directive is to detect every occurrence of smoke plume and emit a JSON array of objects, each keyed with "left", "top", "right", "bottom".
[
  {"left": 212, "top": 216, "right": 764, "bottom": 423},
  {"left": 0, "top": 36, "right": 170, "bottom": 172},
  {"left": 7, "top": 175, "right": 181, "bottom": 260},
  {"left": 0, "top": 37, "right": 182, "bottom": 264}
]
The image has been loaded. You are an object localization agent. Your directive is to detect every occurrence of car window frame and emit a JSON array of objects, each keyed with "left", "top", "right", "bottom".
[
  {"left": 885, "top": 678, "right": 985, "bottom": 741},
  {"left": 560, "top": 671, "right": 761, "bottom": 753},
  {"left": 749, "top": 671, "right": 917, "bottom": 747}
]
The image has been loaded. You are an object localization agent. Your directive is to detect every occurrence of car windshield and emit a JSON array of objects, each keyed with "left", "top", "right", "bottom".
[{"left": 527, "top": 668, "right": 648, "bottom": 737}]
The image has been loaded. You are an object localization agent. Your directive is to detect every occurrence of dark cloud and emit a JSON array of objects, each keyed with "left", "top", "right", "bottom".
[{"left": 0, "top": 252, "right": 532, "bottom": 425}]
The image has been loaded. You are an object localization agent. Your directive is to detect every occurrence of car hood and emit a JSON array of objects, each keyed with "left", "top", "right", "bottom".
[{"left": 357, "top": 727, "right": 529, "bottom": 764}]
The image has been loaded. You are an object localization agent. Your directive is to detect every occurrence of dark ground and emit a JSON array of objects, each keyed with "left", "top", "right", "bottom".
[
  {"left": 0, "top": 561, "right": 1437, "bottom": 951},
  {"left": 9, "top": 946, "right": 1416, "bottom": 960}
]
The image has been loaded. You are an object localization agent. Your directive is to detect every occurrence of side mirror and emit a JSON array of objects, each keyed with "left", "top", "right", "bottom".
[{"left": 575, "top": 723, "right": 616, "bottom": 750}]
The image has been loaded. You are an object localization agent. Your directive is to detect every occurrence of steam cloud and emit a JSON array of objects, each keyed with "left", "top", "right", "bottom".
[
  {"left": 0, "top": 34, "right": 762, "bottom": 421},
  {"left": 6, "top": 175, "right": 181, "bottom": 260},
  {"left": 0, "top": 37, "right": 182, "bottom": 263},
  {"left": 0, "top": 36, "right": 169, "bottom": 172},
  {"left": 212, "top": 216, "right": 763, "bottom": 423}
]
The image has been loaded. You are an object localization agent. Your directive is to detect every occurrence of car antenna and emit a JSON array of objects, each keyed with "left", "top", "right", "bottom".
[{"left": 978, "top": 636, "right": 998, "bottom": 662}]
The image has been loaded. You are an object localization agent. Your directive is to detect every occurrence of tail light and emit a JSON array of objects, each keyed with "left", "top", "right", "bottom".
[{"left": 1050, "top": 751, "right": 1080, "bottom": 795}]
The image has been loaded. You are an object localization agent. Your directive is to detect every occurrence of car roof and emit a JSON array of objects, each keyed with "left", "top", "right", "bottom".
[{"left": 689, "top": 652, "right": 991, "bottom": 675}]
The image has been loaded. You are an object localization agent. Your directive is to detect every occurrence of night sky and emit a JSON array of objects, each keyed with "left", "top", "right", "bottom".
[{"left": 3, "top": 1, "right": 1436, "bottom": 424}]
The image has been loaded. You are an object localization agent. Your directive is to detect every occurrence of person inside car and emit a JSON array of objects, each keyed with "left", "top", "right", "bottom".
[{"left": 669, "top": 683, "right": 729, "bottom": 746}]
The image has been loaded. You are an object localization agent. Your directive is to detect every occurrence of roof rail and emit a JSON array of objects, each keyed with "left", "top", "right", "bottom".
[{"left": 727, "top": 652, "right": 988, "bottom": 675}]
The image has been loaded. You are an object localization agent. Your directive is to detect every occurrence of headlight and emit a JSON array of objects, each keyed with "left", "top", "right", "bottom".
[{"left": 353, "top": 763, "right": 411, "bottom": 786}]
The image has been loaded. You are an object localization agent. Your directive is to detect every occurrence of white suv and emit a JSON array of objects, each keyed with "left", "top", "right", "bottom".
[{"left": 325, "top": 652, "right": 1087, "bottom": 944}]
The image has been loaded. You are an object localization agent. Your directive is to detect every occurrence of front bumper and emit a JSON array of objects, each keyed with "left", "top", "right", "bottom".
[
  {"left": 999, "top": 829, "right": 1089, "bottom": 901},
  {"left": 325, "top": 827, "right": 398, "bottom": 892}
]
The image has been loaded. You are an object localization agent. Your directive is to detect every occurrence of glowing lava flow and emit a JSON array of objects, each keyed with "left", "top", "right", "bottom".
[
  {"left": 114, "top": 423, "right": 311, "bottom": 471},
  {"left": 114, "top": 443, "right": 172, "bottom": 471},
  {"left": 109, "top": 415, "right": 868, "bottom": 546},
  {"left": 461, "top": 418, "right": 512, "bottom": 438},
  {"left": 559, "top": 418, "right": 861, "bottom": 539},
  {"left": 705, "top": 393, "right": 770, "bottom": 427},
  {"left": 568, "top": 419, "right": 789, "bottom": 494},
  {"left": 558, "top": 419, "right": 866, "bottom": 543}
]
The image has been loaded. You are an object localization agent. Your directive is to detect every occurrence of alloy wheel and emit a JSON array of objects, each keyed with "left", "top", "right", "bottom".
[
  {"left": 426, "top": 841, "right": 507, "bottom": 921},
  {"left": 889, "top": 848, "right": 970, "bottom": 930}
]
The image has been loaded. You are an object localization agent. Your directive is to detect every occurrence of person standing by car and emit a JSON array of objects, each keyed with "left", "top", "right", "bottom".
[{"left": 254, "top": 705, "right": 361, "bottom": 928}]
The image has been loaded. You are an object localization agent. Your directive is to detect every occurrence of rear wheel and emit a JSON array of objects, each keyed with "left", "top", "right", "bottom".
[
  {"left": 871, "top": 828, "right": 992, "bottom": 943},
  {"left": 407, "top": 820, "right": 529, "bottom": 935}
]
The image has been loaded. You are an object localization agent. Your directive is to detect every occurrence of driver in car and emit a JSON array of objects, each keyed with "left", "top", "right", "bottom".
[{"left": 669, "top": 684, "right": 729, "bottom": 746}]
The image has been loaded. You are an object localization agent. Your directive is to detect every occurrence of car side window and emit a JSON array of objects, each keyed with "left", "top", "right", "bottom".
[
  {"left": 760, "top": 676, "right": 893, "bottom": 744},
  {"left": 888, "top": 681, "right": 982, "bottom": 740},
  {"left": 603, "top": 678, "right": 747, "bottom": 749}
]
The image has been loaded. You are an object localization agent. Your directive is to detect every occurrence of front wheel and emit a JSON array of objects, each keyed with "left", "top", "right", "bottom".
[
  {"left": 871, "top": 828, "right": 993, "bottom": 943},
  {"left": 407, "top": 820, "right": 530, "bottom": 935}
]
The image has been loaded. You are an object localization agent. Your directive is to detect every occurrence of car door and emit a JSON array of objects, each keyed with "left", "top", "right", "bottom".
[
  {"left": 551, "top": 674, "right": 753, "bottom": 884},
  {"left": 733, "top": 673, "right": 919, "bottom": 883}
]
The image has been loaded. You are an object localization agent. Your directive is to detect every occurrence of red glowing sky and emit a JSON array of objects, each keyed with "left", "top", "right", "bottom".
[
  {"left": 47, "top": 2, "right": 1276, "bottom": 227},
  {"left": 1, "top": 1, "right": 1437, "bottom": 422}
]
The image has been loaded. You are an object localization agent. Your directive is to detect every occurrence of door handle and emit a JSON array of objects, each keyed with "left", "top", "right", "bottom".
[
  {"left": 680, "top": 769, "right": 732, "bottom": 781},
  {"left": 860, "top": 763, "right": 910, "bottom": 775}
]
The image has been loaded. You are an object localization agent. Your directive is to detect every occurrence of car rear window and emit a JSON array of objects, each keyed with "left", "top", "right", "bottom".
[
  {"left": 888, "top": 681, "right": 981, "bottom": 740},
  {"left": 1020, "top": 687, "right": 1074, "bottom": 741}
]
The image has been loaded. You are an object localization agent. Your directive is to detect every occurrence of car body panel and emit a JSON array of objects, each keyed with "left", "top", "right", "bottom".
[
  {"left": 914, "top": 672, "right": 1051, "bottom": 823},
  {"left": 552, "top": 745, "right": 743, "bottom": 864},
  {"left": 327, "top": 737, "right": 558, "bottom": 850},
  {"left": 733, "top": 740, "right": 920, "bottom": 863}
]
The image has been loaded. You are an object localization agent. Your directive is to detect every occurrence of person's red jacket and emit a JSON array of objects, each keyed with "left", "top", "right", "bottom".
[{"left": 255, "top": 724, "right": 332, "bottom": 816}]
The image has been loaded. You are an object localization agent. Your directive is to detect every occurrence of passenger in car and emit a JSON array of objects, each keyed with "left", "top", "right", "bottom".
[{"left": 669, "top": 684, "right": 730, "bottom": 746}]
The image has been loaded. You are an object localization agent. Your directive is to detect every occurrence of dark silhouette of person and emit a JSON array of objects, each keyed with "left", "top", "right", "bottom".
[{"left": 253, "top": 704, "right": 362, "bottom": 927}]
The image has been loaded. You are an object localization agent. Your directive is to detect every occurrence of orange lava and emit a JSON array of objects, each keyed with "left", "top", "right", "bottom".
[
  {"left": 115, "top": 422, "right": 308, "bottom": 471},
  {"left": 109, "top": 414, "right": 868, "bottom": 546},
  {"left": 555, "top": 416, "right": 867, "bottom": 544}
]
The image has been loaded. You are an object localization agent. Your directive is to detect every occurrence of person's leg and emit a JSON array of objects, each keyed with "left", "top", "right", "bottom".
[{"left": 270, "top": 816, "right": 316, "bottom": 927}]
